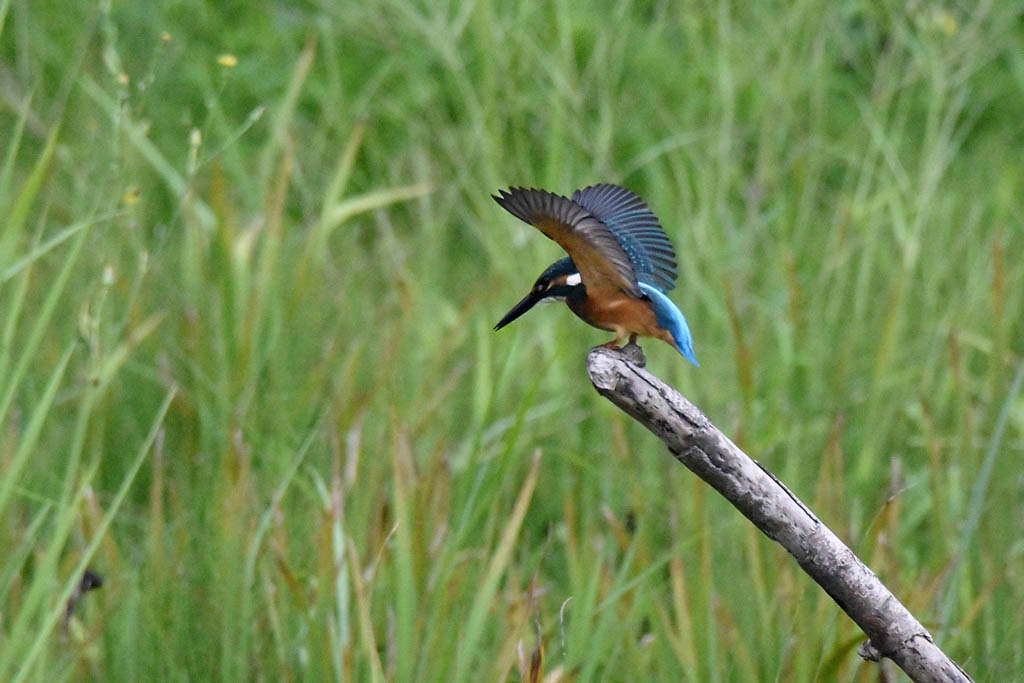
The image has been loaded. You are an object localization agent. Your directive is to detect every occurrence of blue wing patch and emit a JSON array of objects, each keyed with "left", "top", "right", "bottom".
[
  {"left": 572, "top": 184, "right": 678, "bottom": 292},
  {"left": 639, "top": 283, "right": 699, "bottom": 366}
]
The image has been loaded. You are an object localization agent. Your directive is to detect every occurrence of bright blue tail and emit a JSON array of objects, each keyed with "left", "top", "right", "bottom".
[{"left": 639, "top": 283, "right": 699, "bottom": 367}]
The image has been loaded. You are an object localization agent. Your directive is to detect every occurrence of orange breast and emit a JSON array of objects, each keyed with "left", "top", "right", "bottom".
[{"left": 569, "top": 292, "right": 671, "bottom": 342}]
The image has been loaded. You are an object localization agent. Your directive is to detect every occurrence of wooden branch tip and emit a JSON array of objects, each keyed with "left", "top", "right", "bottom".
[{"left": 585, "top": 346, "right": 972, "bottom": 683}]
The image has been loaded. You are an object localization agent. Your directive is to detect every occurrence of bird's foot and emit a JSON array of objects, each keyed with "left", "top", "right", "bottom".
[
  {"left": 596, "top": 338, "right": 646, "bottom": 367},
  {"left": 619, "top": 338, "right": 647, "bottom": 367}
]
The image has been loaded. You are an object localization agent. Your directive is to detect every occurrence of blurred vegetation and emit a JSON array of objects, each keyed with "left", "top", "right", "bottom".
[{"left": 1, "top": 0, "right": 1022, "bottom": 680}]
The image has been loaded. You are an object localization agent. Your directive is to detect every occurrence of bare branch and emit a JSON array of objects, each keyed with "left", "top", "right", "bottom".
[{"left": 586, "top": 346, "right": 972, "bottom": 683}]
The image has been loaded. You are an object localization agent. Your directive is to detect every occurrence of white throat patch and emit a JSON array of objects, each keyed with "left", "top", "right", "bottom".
[{"left": 565, "top": 272, "right": 582, "bottom": 287}]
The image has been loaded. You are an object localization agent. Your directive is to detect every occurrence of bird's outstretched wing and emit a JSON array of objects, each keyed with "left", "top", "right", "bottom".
[
  {"left": 571, "top": 184, "right": 678, "bottom": 292},
  {"left": 493, "top": 188, "right": 643, "bottom": 299}
]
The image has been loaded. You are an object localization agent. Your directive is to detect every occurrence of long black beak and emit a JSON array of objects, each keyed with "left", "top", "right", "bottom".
[{"left": 494, "top": 289, "right": 544, "bottom": 331}]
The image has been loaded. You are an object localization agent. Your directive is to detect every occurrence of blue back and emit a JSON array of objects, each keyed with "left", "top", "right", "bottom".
[{"left": 639, "top": 283, "right": 699, "bottom": 366}]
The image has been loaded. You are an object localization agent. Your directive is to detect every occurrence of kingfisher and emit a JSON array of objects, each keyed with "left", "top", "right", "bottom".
[{"left": 493, "top": 184, "right": 698, "bottom": 366}]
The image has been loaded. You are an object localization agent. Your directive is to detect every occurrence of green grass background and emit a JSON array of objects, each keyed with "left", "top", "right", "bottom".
[{"left": 2, "top": 0, "right": 1023, "bottom": 680}]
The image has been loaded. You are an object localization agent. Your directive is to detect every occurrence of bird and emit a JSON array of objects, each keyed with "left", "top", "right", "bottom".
[{"left": 492, "top": 183, "right": 698, "bottom": 366}]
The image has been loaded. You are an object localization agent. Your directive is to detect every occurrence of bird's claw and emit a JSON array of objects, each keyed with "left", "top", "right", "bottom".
[
  {"left": 620, "top": 339, "right": 647, "bottom": 367},
  {"left": 597, "top": 339, "right": 646, "bottom": 367}
]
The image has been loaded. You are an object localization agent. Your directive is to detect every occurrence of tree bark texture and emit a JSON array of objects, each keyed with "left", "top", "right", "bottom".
[{"left": 586, "top": 347, "right": 972, "bottom": 683}]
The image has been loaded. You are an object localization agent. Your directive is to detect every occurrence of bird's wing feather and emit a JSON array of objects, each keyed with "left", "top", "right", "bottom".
[
  {"left": 571, "top": 184, "right": 678, "bottom": 292},
  {"left": 493, "top": 188, "right": 643, "bottom": 298}
]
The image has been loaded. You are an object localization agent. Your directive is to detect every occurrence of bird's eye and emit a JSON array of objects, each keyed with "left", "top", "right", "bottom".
[{"left": 534, "top": 282, "right": 547, "bottom": 292}]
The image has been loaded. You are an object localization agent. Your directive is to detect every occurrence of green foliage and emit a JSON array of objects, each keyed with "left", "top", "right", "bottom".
[{"left": 1, "top": 0, "right": 1022, "bottom": 680}]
